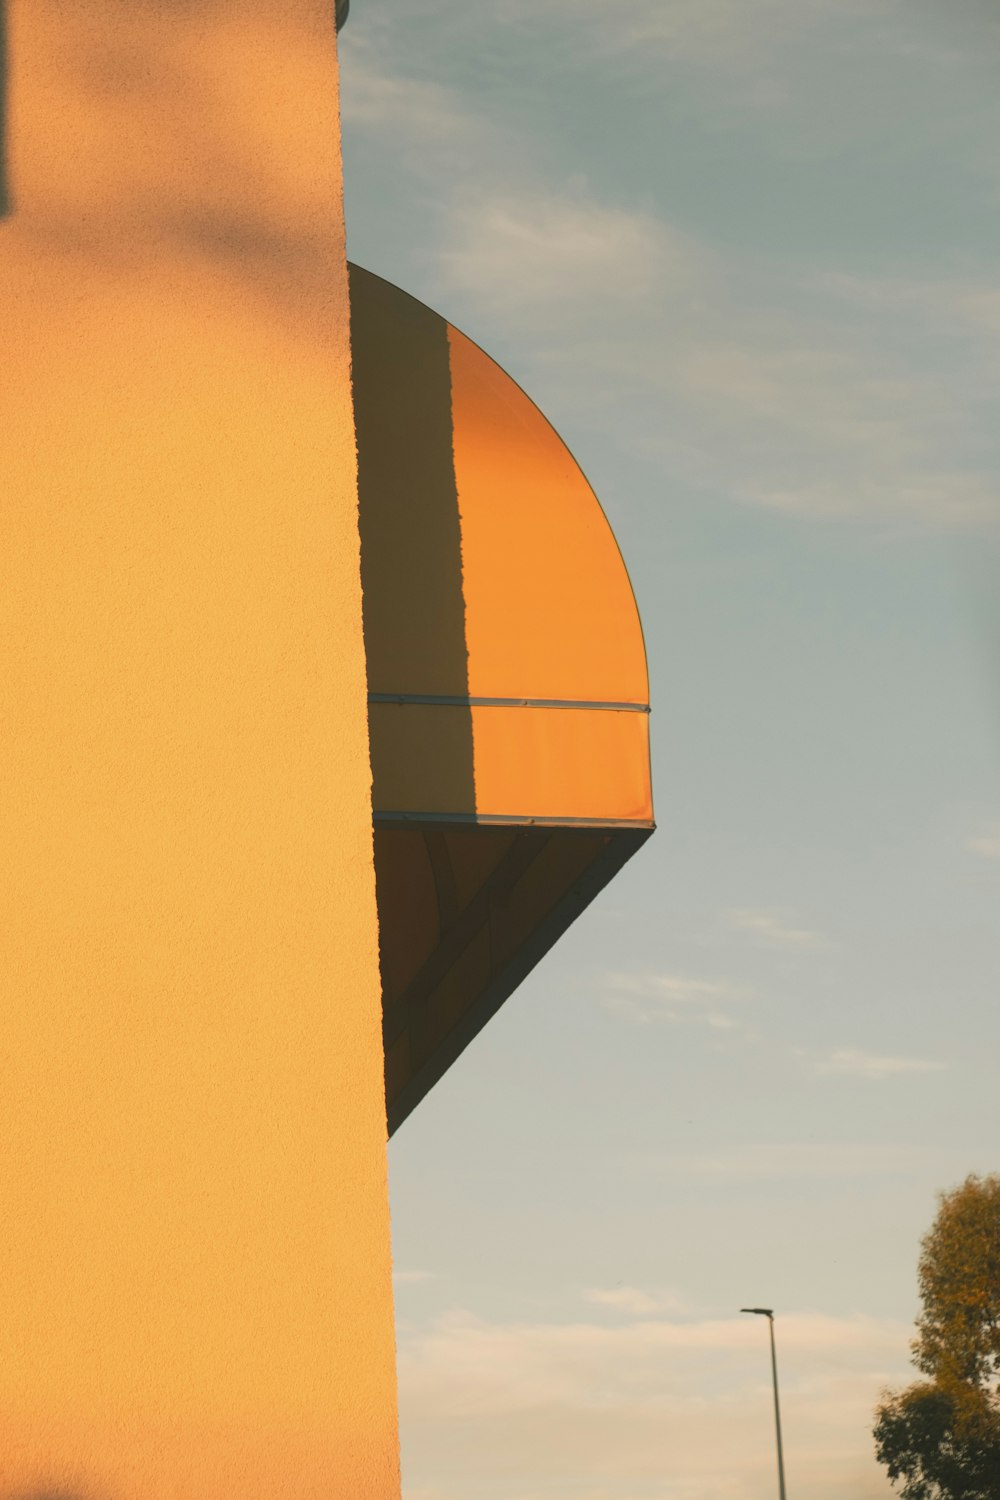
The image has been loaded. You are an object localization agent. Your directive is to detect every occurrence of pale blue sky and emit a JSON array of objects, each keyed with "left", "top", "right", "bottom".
[{"left": 339, "top": 3, "right": 1000, "bottom": 1495}]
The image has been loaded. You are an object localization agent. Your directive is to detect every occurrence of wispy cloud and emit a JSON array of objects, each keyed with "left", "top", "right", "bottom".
[
  {"left": 965, "top": 823, "right": 1000, "bottom": 860},
  {"left": 816, "top": 1048, "right": 946, "bottom": 1081},
  {"left": 497, "top": 0, "right": 873, "bottom": 70},
  {"left": 818, "top": 271, "right": 1000, "bottom": 345},
  {"left": 604, "top": 979, "right": 950, "bottom": 1086},
  {"left": 583, "top": 1285, "right": 690, "bottom": 1318},
  {"left": 339, "top": 36, "right": 491, "bottom": 181},
  {"left": 394, "top": 1269, "right": 435, "bottom": 1286},
  {"left": 664, "top": 327, "right": 1000, "bottom": 528},
  {"left": 727, "top": 907, "right": 823, "bottom": 951},
  {"left": 396, "top": 1306, "right": 910, "bottom": 1499},
  {"left": 341, "top": 57, "right": 471, "bottom": 143},
  {"left": 601, "top": 971, "right": 746, "bottom": 1028},
  {"left": 633, "top": 1141, "right": 940, "bottom": 1180},
  {"left": 437, "top": 186, "right": 688, "bottom": 318}
]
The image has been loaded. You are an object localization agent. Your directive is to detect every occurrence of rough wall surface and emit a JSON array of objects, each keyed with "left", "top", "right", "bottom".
[{"left": 0, "top": 3, "right": 401, "bottom": 1495}]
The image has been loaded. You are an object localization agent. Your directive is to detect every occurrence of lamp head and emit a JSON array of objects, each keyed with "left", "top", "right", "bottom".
[{"left": 741, "top": 1307, "right": 774, "bottom": 1317}]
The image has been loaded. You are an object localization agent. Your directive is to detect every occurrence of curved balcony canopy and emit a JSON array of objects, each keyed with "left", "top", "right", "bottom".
[{"left": 349, "top": 264, "right": 653, "bottom": 1132}]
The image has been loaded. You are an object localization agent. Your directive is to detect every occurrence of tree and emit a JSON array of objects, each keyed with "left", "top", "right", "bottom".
[{"left": 874, "top": 1175, "right": 1000, "bottom": 1499}]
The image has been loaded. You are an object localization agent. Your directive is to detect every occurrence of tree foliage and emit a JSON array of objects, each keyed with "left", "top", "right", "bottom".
[{"left": 874, "top": 1176, "right": 1000, "bottom": 1499}]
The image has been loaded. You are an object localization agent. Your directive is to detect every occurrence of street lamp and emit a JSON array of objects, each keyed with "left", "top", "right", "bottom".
[{"left": 741, "top": 1307, "right": 788, "bottom": 1500}]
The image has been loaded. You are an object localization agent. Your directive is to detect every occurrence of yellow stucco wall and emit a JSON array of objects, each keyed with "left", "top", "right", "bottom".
[{"left": 0, "top": 3, "right": 400, "bottom": 1495}]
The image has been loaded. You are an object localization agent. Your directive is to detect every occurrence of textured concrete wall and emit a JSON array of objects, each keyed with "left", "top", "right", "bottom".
[{"left": 0, "top": 3, "right": 400, "bottom": 1495}]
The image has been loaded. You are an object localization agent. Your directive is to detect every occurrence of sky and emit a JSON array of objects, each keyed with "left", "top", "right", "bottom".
[{"left": 338, "top": 2, "right": 1000, "bottom": 1495}]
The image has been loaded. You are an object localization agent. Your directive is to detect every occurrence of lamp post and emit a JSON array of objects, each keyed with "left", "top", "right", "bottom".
[{"left": 741, "top": 1307, "right": 788, "bottom": 1500}]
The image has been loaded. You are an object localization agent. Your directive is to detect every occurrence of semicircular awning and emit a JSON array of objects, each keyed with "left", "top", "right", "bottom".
[{"left": 349, "top": 263, "right": 654, "bottom": 1131}]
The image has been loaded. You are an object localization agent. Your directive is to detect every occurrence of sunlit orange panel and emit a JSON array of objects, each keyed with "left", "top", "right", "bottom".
[
  {"left": 350, "top": 264, "right": 654, "bottom": 1131},
  {"left": 471, "top": 704, "right": 652, "bottom": 824},
  {"left": 449, "top": 327, "right": 649, "bottom": 707}
]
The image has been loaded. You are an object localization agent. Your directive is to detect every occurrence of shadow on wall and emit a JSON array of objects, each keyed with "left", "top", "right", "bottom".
[
  {"left": 350, "top": 263, "right": 475, "bottom": 813},
  {"left": 1, "top": 0, "right": 9, "bottom": 215},
  {"left": 0, "top": 3, "right": 356, "bottom": 333}
]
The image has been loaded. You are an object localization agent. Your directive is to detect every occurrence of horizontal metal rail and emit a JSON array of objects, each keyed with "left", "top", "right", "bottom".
[
  {"left": 368, "top": 692, "right": 650, "bottom": 713},
  {"left": 373, "top": 810, "right": 656, "bottom": 829}
]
